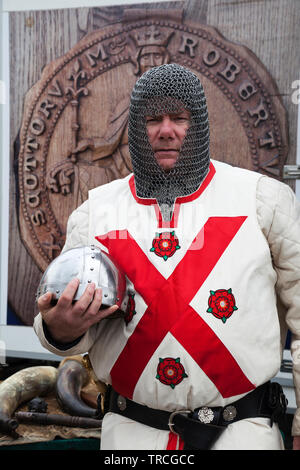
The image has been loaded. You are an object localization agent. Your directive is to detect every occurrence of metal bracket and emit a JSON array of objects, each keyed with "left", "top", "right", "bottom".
[{"left": 283, "top": 165, "right": 300, "bottom": 179}]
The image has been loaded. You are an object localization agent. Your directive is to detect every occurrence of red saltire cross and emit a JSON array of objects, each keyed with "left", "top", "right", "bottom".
[{"left": 96, "top": 216, "right": 255, "bottom": 399}]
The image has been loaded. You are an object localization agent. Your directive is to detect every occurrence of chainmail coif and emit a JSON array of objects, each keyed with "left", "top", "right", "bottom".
[{"left": 128, "top": 63, "right": 210, "bottom": 221}]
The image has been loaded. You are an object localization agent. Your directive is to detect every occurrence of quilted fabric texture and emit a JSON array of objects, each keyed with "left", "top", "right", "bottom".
[
  {"left": 62, "top": 199, "right": 89, "bottom": 252},
  {"left": 257, "top": 176, "right": 300, "bottom": 436}
]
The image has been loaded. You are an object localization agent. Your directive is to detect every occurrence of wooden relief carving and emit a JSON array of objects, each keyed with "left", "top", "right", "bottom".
[{"left": 17, "top": 11, "right": 288, "bottom": 275}]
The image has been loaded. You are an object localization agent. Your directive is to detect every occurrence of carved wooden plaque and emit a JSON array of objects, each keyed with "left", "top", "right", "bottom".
[{"left": 17, "top": 10, "right": 288, "bottom": 277}]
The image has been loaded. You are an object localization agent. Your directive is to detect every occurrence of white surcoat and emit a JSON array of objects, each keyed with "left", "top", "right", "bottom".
[{"left": 34, "top": 160, "right": 300, "bottom": 449}]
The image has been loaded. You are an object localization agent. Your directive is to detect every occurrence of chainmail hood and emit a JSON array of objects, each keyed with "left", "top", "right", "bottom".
[{"left": 128, "top": 63, "right": 210, "bottom": 220}]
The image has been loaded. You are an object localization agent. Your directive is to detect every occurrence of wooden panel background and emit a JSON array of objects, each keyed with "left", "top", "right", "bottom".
[{"left": 8, "top": 0, "right": 299, "bottom": 325}]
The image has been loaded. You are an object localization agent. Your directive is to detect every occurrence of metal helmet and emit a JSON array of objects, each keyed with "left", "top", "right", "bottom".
[
  {"left": 128, "top": 63, "right": 210, "bottom": 221},
  {"left": 36, "top": 245, "right": 131, "bottom": 316}
]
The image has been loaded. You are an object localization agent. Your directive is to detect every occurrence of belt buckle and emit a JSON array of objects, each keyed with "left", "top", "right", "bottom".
[{"left": 168, "top": 409, "right": 190, "bottom": 436}]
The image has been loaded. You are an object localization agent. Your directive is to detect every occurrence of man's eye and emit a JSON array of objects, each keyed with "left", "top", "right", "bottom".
[
  {"left": 146, "top": 117, "right": 160, "bottom": 123},
  {"left": 174, "top": 117, "right": 188, "bottom": 122}
]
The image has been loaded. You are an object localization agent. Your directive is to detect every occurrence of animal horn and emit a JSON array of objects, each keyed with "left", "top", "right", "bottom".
[
  {"left": 0, "top": 365, "right": 58, "bottom": 438},
  {"left": 55, "top": 356, "right": 100, "bottom": 418}
]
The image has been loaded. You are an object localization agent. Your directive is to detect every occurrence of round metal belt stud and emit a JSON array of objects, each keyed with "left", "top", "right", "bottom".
[
  {"left": 223, "top": 405, "right": 237, "bottom": 422},
  {"left": 197, "top": 406, "right": 214, "bottom": 424},
  {"left": 117, "top": 395, "right": 127, "bottom": 411}
]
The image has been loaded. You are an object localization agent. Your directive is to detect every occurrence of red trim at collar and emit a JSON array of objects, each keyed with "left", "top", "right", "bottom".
[{"left": 128, "top": 162, "right": 216, "bottom": 206}]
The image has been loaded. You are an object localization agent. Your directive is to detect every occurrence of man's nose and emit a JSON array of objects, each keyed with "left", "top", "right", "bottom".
[{"left": 158, "top": 116, "right": 175, "bottom": 138}]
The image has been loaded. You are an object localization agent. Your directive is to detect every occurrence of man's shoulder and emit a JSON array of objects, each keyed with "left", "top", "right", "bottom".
[
  {"left": 212, "top": 159, "right": 291, "bottom": 192},
  {"left": 88, "top": 173, "right": 133, "bottom": 199},
  {"left": 69, "top": 174, "right": 133, "bottom": 221},
  {"left": 212, "top": 159, "right": 261, "bottom": 181}
]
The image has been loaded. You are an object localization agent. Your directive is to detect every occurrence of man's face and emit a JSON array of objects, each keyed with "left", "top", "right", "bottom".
[{"left": 145, "top": 110, "right": 190, "bottom": 171}]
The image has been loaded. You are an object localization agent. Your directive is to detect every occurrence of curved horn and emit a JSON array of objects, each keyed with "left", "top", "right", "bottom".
[
  {"left": 0, "top": 366, "right": 58, "bottom": 438},
  {"left": 56, "top": 357, "right": 99, "bottom": 418}
]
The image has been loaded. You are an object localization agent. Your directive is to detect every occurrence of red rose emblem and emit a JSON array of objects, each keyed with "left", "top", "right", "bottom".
[
  {"left": 124, "top": 293, "right": 136, "bottom": 325},
  {"left": 156, "top": 357, "right": 188, "bottom": 389},
  {"left": 150, "top": 231, "right": 180, "bottom": 261},
  {"left": 207, "top": 288, "right": 238, "bottom": 323}
]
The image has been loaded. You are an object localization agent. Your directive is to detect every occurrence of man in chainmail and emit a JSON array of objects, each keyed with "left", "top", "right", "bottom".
[
  {"left": 128, "top": 64, "right": 210, "bottom": 221},
  {"left": 35, "top": 64, "right": 300, "bottom": 450}
]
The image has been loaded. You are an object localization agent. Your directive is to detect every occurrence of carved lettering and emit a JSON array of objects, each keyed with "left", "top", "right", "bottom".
[
  {"left": 218, "top": 58, "right": 241, "bottom": 83},
  {"left": 24, "top": 173, "right": 38, "bottom": 190},
  {"left": 203, "top": 48, "right": 220, "bottom": 67},
  {"left": 25, "top": 136, "right": 39, "bottom": 153},
  {"left": 238, "top": 80, "right": 257, "bottom": 100},
  {"left": 259, "top": 154, "right": 280, "bottom": 177},
  {"left": 248, "top": 99, "right": 269, "bottom": 127},
  {"left": 178, "top": 35, "right": 198, "bottom": 58},
  {"left": 85, "top": 43, "right": 108, "bottom": 67},
  {"left": 30, "top": 117, "right": 45, "bottom": 136},
  {"left": 24, "top": 154, "right": 37, "bottom": 172},
  {"left": 42, "top": 234, "right": 62, "bottom": 259},
  {"left": 26, "top": 190, "right": 41, "bottom": 208},
  {"left": 48, "top": 79, "right": 63, "bottom": 97},
  {"left": 259, "top": 130, "right": 276, "bottom": 149},
  {"left": 39, "top": 99, "right": 56, "bottom": 119},
  {"left": 31, "top": 209, "right": 46, "bottom": 226}
]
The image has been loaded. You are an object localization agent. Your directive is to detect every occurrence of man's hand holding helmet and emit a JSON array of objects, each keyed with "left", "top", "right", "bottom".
[
  {"left": 37, "top": 278, "right": 118, "bottom": 343},
  {"left": 36, "top": 245, "right": 129, "bottom": 344}
]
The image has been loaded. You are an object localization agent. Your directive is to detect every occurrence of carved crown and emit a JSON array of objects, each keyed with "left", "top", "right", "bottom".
[{"left": 130, "top": 25, "right": 173, "bottom": 48}]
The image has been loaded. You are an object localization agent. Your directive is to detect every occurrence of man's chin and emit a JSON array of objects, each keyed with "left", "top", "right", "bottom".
[
  {"left": 157, "top": 161, "right": 177, "bottom": 172},
  {"left": 155, "top": 153, "right": 178, "bottom": 171}
]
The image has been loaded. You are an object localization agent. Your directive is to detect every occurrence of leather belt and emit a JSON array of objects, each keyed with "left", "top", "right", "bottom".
[{"left": 106, "top": 382, "right": 287, "bottom": 450}]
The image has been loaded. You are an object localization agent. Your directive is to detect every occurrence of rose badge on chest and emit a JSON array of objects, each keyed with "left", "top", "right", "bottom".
[
  {"left": 207, "top": 288, "right": 238, "bottom": 323},
  {"left": 150, "top": 231, "right": 180, "bottom": 261}
]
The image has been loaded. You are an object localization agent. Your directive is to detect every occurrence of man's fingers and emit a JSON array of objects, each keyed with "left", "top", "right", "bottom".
[
  {"left": 99, "top": 304, "right": 119, "bottom": 320},
  {"left": 56, "top": 278, "right": 80, "bottom": 310},
  {"left": 72, "top": 282, "right": 97, "bottom": 316},
  {"left": 86, "top": 288, "right": 103, "bottom": 316},
  {"left": 37, "top": 291, "right": 53, "bottom": 313}
]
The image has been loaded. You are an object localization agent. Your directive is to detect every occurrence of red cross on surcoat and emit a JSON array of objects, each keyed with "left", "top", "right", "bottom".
[{"left": 96, "top": 216, "right": 255, "bottom": 399}]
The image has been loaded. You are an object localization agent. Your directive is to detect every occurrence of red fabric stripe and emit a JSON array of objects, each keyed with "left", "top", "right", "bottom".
[
  {"left": 171, "top": 306, "right": 254, "bottom": 397},
  {"left": 166, "top": 433, "right": 185, "bottom": 449},
  {"left": 172, "top": 217, "right": 248, "bottom": 306},
  {"left": 166, "top": 432, "right": 178, "bottom": 450},
  {"left": 96, "top": 230, "right": 164, "bottom": 306},
  {"left": 97, "top": 231, "right": 181, "bottom": 397},
  {"left": 129, "top": 162, "right": 216, "bottom": 206},
  {"left": 110, "top": 284, "right": 181, "bottom": 397},
  {"left": 96, "top": 216, "right": 254, "bottom": 399},
  {"left": 129, "top": 176, "right": 156, "bottom": 205},
  {"left": 170, "top": 216, "right": 254, "bottom": 396}
]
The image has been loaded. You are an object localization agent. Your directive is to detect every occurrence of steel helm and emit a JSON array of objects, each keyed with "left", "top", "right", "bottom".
[{"left": 36, "top": 245, "right": 131, "bottom": 316}]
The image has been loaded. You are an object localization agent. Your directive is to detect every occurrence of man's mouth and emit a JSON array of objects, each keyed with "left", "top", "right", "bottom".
[{"left": 155, "top": 149, "right": 179, "bottom": 156}]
